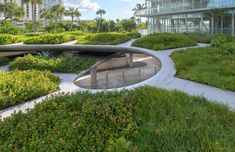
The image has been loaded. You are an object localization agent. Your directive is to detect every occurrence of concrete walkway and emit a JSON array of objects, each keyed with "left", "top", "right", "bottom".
[{"left": 1, "top": 40, "right": 235, "bottom": 119}]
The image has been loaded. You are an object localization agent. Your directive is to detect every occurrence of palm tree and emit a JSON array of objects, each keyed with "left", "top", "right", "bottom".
[
  {"left": 0, "top": 2, "right": 25, "bottom": 21},
  {"left": 65, "top": 7, "right": 81, "bottom": 31},
  {"left": 132, "top": 3, "right": 145, "bottom": 24},
  {"left": 50, "top": 4, "right": 65, "bottom": 27},
  {"left": 40, "top": 7, "right": 51, "bottom": 24},
  {"left": 96, "top": 9, "right": 106, "bottom": 32},
  {"left": 132, "top": 3, "right": 145, "bottom": 16},
  {"left": 23, "top": 0, "right": 42, "bottom": 32}
]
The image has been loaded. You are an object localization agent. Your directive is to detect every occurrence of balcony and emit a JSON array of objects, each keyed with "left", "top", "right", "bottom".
[{"left": 136, "top": 0, "right": 235, "bottom": 17}]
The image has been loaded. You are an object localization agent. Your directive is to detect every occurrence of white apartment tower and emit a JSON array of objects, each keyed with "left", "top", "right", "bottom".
[
  {"left": 0, "top": 0, "right": 64, "bottom": 21},
  {"left": 44, "top": 0, "right": 63, "bottom": 7}
]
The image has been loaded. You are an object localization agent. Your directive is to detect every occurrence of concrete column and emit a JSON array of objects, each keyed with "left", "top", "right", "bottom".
[
  {"left": 200, "top": 14, "right": 203, "bottom": 33},
  {"left": 232, "top": 13, "right": 234, "bottom": 35},
  {"left": 128, "top": 53, "right": 134, "bottom": 67},
  {"left": 211, "top": 13, "right": 214, "bottom": 34},
  {"left": 185, "top": 14, "right": 188, "bottom": 32},
  {"left": 90, "top": 67, "right": 97, "bottom": 84},
  {"left": 192, "top": 0, "right": 194, "bottom": 9},
  {"left": 221, "top": 16, "right": 224, "bottom": 33},
  {"left": 183, "top": 0, "right": 185, "bottom": 10}
]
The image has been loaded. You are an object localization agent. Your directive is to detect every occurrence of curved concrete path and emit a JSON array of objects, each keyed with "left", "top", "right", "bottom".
[{"left": 1, "top": 40, "right": 235, "bottom": 120}]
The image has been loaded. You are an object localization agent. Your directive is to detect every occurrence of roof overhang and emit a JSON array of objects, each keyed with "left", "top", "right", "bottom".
[{"left": 137, "top": 6, "right": 235, "bottom": 18}]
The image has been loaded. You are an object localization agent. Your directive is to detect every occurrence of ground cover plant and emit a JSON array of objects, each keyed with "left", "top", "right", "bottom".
[
  {"left": 9, "top": 53, "right": 96, "bottom": 73},
  {"left": 23, "top": 34, "right": 76, "bottom": 44},
  {"left": 132, "top": 33, "right": 197, "bottom": 50},
  {"left": 77, "top": 32, "right": 140, "bottom": 45},
  {"left": 0, "top": 70, "right": 60, "bottom": 110},
  {"left": 0, "top": 86, "right": 235, "bottom": 151},
  {"left": 0, "top": 57, "right": 9, "bottom": 66},
  {"left": 172, "top": 47, "right": 235, "bottom": 91}
]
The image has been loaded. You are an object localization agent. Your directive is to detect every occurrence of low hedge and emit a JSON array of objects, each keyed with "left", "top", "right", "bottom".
[
  {"left": 0, "top": 86, "right": 235, "bottom": 151},
  {"left": 24, "top": 34, "right": 76, "bottom": 44},
  {"left": 132, "top": 33, "right": 197, "bottom": 50},
  {"left": 0, "top": 34, "right": 18, "bottom": 45},
  {"left": 9, "top": 53, "right": 96, "bottom": 73},
  {"left": 172, "top": 47, "right": 235, "bottom": 91},
  {"left": 0, "top": 70, "right": 60, "bottom": 110},
  {"left": 77, "top": 32, "right": 139, "bottom": 45},
  {"left": 122, "top": 31, "right": 141, "bottom": 39}
]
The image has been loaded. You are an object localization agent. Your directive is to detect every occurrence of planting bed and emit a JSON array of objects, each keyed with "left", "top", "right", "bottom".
[{"left": 0, "top": 86, "right": 234, "bottom": 151}]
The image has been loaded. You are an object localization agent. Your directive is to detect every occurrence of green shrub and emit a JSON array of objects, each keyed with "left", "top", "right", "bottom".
[
  {"left": 172, "top": 47, "right": 235, "bottom": 91},
  {"left": 0, "top": 21, "right": 22, "bottom": 35},
  {"left": 122, "top": 31, "right": 141, "bottom": 39},
  {"left": 0, "top": 86, "right": 235, "bottom": 151},
  {"left": 24, "top": 33, "right": 43, "bottom": 37},
  {"left": 132, "top": 33, "right": 197, "bottom": 50},
  {"left": 183, "top": 33, "right": 216, "bottom": 43},
  {"left": 0, "top": 70, "right": 60, "bottom": 110},
  {"left": 9, "top": 53, "right": 96, "bottom": 73},
  {"left": 24, "top": 34, "right": 76, "bottom": 44},
  {"left": 65, "top": 31, "right": 86, "bottom": 36},
  {"left": 0, "top": 34, "right": 18, "bottom": 45},
  {"left": 77, "top": 32, "right": 135, "bottom": 45},
  {"left": 210, "top": 34, "right": 235, "bottom": 55},
  {"left": 0, "top": 57, "right": 10, "bottom": 66}
]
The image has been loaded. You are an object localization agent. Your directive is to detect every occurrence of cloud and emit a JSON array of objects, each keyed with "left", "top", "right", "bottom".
[{"left": 65, "top": 0, "right": 100, "bottom": 11}]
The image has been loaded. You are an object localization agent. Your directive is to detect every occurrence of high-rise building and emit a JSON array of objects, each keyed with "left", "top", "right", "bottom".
[
  {"left": 0, "top": 0, "right": 64, "bottom": 21},
  {"left": 136, "top": 0, "right": 235, "bottom": 34},
  {"left": 0, "top": 0, "right": 41, "bottom": 21},
  {"left": 23, "top": 2, "right": 41, "bottom": 21},
  {"left": 44, "top": 0, "right": 63, "bottom": 8}
]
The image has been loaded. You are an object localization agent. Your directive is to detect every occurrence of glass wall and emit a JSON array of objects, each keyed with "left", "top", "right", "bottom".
[
  {"left": 148, "top": 11, "right": 235, "bottom": 34},
  {"left": 145, "top": 0, "right": 235, "bottom": 15}
]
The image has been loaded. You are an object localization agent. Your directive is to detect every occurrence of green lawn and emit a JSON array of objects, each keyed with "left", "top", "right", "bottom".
[
  {"left": 9, "top": 53, "right": 96, "bottom": 73},
  {"left": 171, "top": 47, "right": 235, "bottom": 91},
  {"left": 1, "top": 86, "right": 235, "bottom": 151},
  {"left": 132, "top": 33, "right": 197, "bottom": 50},
  {"left": 0, "top": 70, "right": 60, "bottom": 110}
]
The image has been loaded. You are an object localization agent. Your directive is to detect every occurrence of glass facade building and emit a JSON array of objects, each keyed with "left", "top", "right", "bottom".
[{"left": 137, "top": 0, "right": 235, "bottom": 34}]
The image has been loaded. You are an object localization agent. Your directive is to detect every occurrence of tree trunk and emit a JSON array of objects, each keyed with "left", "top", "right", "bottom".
[
  {"left": 69, "top": 17, "right": 74, "bottom": 32},
  {"left": 31, "top": 2, "right": 35, "bottom": 32},
  {"left": 97, "top": 15, "right": 102, "bottom": 33},
  {"left": 97, "top": 19, "right": 101, "bottom": 33}
]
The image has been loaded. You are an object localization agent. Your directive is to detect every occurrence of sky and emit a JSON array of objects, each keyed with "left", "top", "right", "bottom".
[{"left": 64, "top": 0, "right": 145, "bottom": 20}]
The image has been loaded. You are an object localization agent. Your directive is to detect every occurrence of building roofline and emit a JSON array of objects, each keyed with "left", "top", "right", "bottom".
[{"left": 137, "top": 6, "right": 235, "bottom": 17}]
